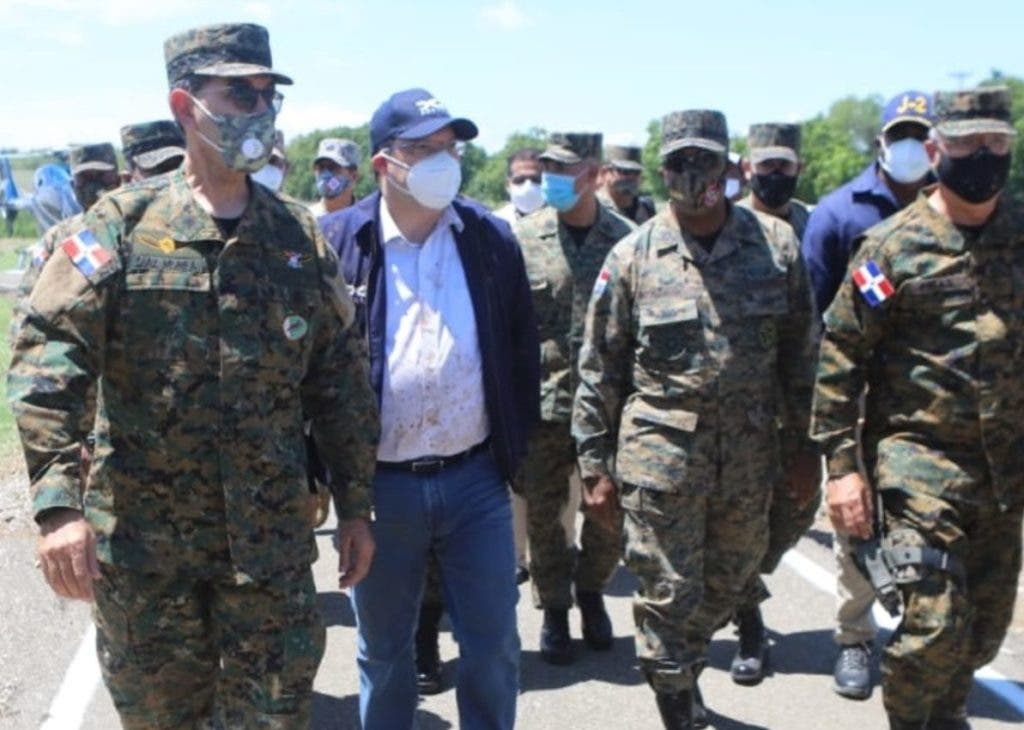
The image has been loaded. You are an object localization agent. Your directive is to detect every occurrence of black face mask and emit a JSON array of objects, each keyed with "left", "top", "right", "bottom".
[
  {"left": 936, "top": 147, "right": 1011, "bottom": 204},
  {"left": 750, "top": 171, "right": 797, "bottom": 209}
]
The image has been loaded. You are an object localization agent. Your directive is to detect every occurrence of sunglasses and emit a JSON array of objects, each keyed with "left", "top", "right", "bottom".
[
  {"left": 663, "top": 149, "right": 724, "bottom": 174},
  {"left": 510, "top": 174, "right": 542, "bottom": 185},
  {"left": 218, "top": 80, "right": 284, "bottom": 114}
]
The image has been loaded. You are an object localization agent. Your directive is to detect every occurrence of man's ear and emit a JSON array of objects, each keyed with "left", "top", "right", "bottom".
[{"left": 168, "top": 89, "right": 196, "bottom": 132}]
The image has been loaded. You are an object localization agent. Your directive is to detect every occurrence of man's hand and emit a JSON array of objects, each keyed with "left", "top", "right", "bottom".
[
  {"left": 37, "top": 509, "right": 100, "bottom": 602},
  {"left": 786, "top": 450, "right": 823, "bottom": 507},
  {"left": 337, "top": 518, "right": 375, "bottom": 589},
  {"left": 826, "top": 472, "right": 873, "bottom": 539},
  {"left": 582, "top": 475, "right": 620, "bottom": 535}
]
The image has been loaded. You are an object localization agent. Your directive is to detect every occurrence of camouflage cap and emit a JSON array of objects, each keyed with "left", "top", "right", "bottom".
[
  {"left": 748, "top": 123, "right": 801, "bottom": 164},
  {"left": 120, "top": 120, "right": 185, "bottom": 171},
  {"left": 540, "top": 133, "right": 603, "bottom": 165},
  {"left": 315, "top": 137, "right": 361, "bottom": 168},
  {"left": 164, "top": 23, "right": 293, "bottom": 87},
  {"left": 934, "top": 86, "right": 1017, "bottom": 137},
  {"left": 660, "top": 110, "right": 728, "bottom": 157},
  {"left": 69, "top": 143, "right": 117, "bottom": 175},
  {"left": 604, "top": 144, "right": 644, "bottom": 172}
]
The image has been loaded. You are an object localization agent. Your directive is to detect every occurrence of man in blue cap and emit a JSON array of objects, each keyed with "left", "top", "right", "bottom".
[
  {"left": 801, "top": 89, "right": 934, "bottom": 700},
  {"left": 322, "top": 88, "right": 539, "bottom": 730}
]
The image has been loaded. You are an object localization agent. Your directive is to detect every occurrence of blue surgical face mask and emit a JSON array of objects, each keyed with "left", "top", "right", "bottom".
[{"left": 541, "top": 172, "right": 580, "bottom": 211}]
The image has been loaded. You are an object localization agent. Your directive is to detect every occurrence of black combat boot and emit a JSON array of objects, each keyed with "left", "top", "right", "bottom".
[
  {"left": 654, "top": 689, "right": 695, "bottom": 729},
  {"left": 888, "top": 715, "right": 926, "bottom": 729},
  {"left": 576, "top": 590, "right": 613, "bottom": 650},
  {"left": 415, "top": 603, "right": 444, "bottom": 695},
  {"left": 539, "top": 608, "right": 573, "bottom": 665},
  {"left": 926, "top": 717, "right": 970, "bottom": 730},
  {"left": 730, "top": 606, "right": 767, "bottom": 685},
  {"left": 692, "top": 664, "right": 709, "bottom": 728}
]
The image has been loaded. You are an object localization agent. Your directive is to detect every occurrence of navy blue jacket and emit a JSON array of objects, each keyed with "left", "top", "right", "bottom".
[
  {"left": 801, "top": 162, "right": 901, "bottom": 314},
  {"left": 320, "top": 192, "right": 540, "bottom": 482}
]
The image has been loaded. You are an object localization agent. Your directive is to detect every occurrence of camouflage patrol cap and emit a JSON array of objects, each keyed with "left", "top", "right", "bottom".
[
  {"left": 934, "top": 86, "right": 1017, "bottom": 137},
  {"left": 748, "top": 123, "right": 801, "bottom": 164},
  {"left": 119, "top": 120, "right": 185, "bottom": 171},
  {"left": 69, "top": 143, "right": 117, "bottom": 175},
  {"left": 315, "top": 137, "right": 361, "bottom": 168},
  {"left": 540, "top": 133, "right": 603, "bottom": 165},
  {"left": 604, "top": 144, "right": 644, "bottom": 172},
  {"left": 164, "top": 23, "right": 293, "bottom": 87},
  {"left": 660, "top": 110, "right": 728, "bottom": 157}
]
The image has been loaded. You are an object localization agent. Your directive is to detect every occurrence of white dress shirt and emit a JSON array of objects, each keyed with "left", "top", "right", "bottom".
[{"left": 376, "top": 201, "right": 490, "bottom": 462}]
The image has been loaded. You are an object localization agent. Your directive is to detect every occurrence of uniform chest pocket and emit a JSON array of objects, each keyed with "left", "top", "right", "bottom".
[
  {"left": 638, "top": 299, "right": 702, "bottom": 364},
  {"left": 898, "top": 275, "right": 975, "bottom": 310},
  {"left": 122, "top": 268, "right": 213, "bottom": 362},
  {"left": 261, "top": 283, "right": 320, "bottom": 383},
  {"left": 740, "top": 276, "right": 789, "bottom": 317}
]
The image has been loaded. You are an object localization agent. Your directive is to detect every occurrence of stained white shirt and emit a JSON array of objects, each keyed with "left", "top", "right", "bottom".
[{"left": 377, "top": 201, "right": 490, "bottom": 462}]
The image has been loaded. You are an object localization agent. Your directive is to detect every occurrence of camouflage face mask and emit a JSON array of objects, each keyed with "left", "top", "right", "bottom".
[
  {"left": 191, "top": 96, "right": 277, "bottom": 173},
  {"left": 665, "top": 168, "right": 724, "bottom": 214}
]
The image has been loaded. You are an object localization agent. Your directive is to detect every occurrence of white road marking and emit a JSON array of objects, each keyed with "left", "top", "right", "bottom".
[
  {"left": 782, "top": 548, "right": 1024, "bottom": 716},
  {"left": 39, "top": 622, "right": 99, "bottom": 730}
]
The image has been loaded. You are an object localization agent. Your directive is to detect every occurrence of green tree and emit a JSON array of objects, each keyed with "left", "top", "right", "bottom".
[{"left": 641, "top": 119, "right": 666, "bottom": 200}]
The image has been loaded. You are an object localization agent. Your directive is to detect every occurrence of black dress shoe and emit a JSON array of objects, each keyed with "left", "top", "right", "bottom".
[
  {"left": 888, "top": 715, "right": 926, "bottom": 729},
  {"left": 576, "top": 591, "right": 613, "bottom": 650},
  {"left": 833, "top": 642, "right": 872, "bottom": 699},
  {"left": 415, "top": 604, "right": 444, "bottom": 695},
  {"left": 926, "top": 717, "right": 970, "bottom": 730},
  {"left": 540, "top": 608, "right": 573, "bottom": 665},
  {"left": 730, "top": 606, "right": 767, "bottom": 685}
]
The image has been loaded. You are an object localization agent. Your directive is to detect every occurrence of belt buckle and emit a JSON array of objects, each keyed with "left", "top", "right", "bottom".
[{"left": 410, "top": 458, "right": 444, "bottom": 474}]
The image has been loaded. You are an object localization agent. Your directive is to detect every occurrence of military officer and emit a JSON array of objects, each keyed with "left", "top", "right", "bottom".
[
  {"left": 730, "top": 121, "right": 819, "bottom": 684},
  {"left": 7, "top": 23, "right": 379, "bottom": 729},
  {"left": 120, "top": 120, "right": 186, "bottom": 182},
  {"left": 572, "top": 109, "right": 819, "bottom": 728},
  {"left": 597, "top": 144, "right": 657, "bottom": 224},
  {"left": 811, "top": 86, "right": 1024, "bottom": 730},
  {"left": 514, "top": 132, "right": 635, "bottom": 665}
]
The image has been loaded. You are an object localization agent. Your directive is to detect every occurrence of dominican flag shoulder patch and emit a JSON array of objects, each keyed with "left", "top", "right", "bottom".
[
  {"left": 851, "top": 259, "right": 894, "bottom": 307},
  {"left": 61, "top": 229, "right": 112, "bottom": 277},
  {"left": 593, "top": 267, "right": 611, "bottom": 296}
]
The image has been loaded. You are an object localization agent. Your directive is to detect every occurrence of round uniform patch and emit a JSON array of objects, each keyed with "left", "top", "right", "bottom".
[
  {"left": 241, "top": 137, "right": 265, "bottom": 160},
  {"left": 157, "top": 237, "right": 176, "bottom": 254},
  {"left": 282, "top": 314, "right": 308, "bottom": 341}
]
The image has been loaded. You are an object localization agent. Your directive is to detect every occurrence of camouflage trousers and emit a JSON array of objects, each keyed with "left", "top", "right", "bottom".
[
  {"left": 93, "top": 564, "right": 325, "bottom": 729},
  {"left": 881, "top": 489, "right": 1023, "bottom": 723},
  {"left": 520, "top": 421, "right": 622, "bottom": 609},
  {"left": 622, "top": 482, "right": 770, "bottom": 693},
  {"left": 737, "top": 484, "right": 821, "bottom": 609}
]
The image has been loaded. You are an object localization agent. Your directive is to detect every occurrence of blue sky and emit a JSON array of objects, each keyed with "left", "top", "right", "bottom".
[{"left": 2, "top": 0, "right": 1022, "bottom": 154}]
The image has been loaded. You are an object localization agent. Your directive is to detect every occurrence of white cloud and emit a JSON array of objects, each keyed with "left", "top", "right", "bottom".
[{"left": 480, "top": 1, "right": 531, "bottom": 31}]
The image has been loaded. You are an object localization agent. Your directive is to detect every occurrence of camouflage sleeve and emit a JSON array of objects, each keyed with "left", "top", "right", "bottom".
[
  {"left": 775, "top": 227, "right": 819, "bottom": 463},
  {"left": 8, "top": 221, "right": 74, "bottom": 347},
  {"left": 810, "top": 237, "right": 888, "bottom": 477},
  {"left": 6, "top": 209, "right": 121, "bottom": 522},
  {"left": 303, "top": 230, "right": 380, "bottom": 521},
  {"left": 572, "top": 239, "right": 635, "bottom": 481}
]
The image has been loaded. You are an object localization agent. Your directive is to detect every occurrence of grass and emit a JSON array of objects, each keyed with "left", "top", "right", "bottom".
[
  {"left": 0, "top": 292, "right": 20, "bottom": 467},
  {"left": 0, "top": 237, "right": 32, "bottom": 271}
]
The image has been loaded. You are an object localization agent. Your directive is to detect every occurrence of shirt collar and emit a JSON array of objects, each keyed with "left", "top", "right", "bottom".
[
  {"left": 379, "top": 198, "right": 464, "bottom": 246},
  {"left": 850, "top": 161, "right": 899, "bottom": 207}
]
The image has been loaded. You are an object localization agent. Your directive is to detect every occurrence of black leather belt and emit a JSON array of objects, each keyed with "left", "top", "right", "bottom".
[{"left": 377, "top": 439, "right": 490, "bottom": 475}]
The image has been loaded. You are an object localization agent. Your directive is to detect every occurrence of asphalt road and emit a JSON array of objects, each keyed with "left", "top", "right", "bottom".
[{"left": 1, "top": 498, "right": 1021, "bottom": 729}]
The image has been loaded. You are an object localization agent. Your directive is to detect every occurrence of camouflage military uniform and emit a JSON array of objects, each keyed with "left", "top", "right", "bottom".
[
  {"left": 121, "top": 120, "right": 185, "bottom": 176},
  {"left": 573, "top": 199, "right": 816, "bottom": 692},
  {"left": 812, "top": 191, "right": 1024, "bottom": 722},
  {"left": 736, "top": 195, "right": 811, "bottom": 241},
  {"left": 599, "top": 144, "right": 656, "bottom": 225},
  {"left": 514, "top": 190, "right": 635, "bottom": 610},
  {"left": 8, "top": 24, "right": 379, "bottom": 730}
]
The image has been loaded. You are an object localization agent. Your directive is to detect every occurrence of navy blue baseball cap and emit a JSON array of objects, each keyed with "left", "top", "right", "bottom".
[
  {"left": 881, "top": 90, "right": 934, "bottom": 133},
  {"left": 369, "top": 88, "right": 478, "bottom": 154}
]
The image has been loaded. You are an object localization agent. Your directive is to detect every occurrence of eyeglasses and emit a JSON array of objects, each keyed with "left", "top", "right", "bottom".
[
  {"left": 663, "top": 149, "right": 724, "bottom": 174},
  {"left": 510, "top": 174, "right": 542, "bottom": 185},
  {"left": 392, "top": 139, "right": 465, "bottom": 161},
  {"left": 216, "top": 79, "right": 284, "bottom": 114},
  {"left": 939, "top": 132, "right": 1013, "bottom": 157}
]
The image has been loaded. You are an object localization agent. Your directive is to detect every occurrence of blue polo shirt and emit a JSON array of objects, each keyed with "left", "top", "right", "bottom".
[{"left": 801, "top": 162, "right": 901, "bottom": 313}]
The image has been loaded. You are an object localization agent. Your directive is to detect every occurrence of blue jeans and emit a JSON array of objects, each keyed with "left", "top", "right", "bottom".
[{"left": 352, "top": 450, "right": 520, "bottom": 730}]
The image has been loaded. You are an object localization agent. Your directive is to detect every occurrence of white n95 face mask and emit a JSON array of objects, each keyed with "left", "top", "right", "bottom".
[
  {"left": 880, "top": 138, "right": 931, "bottom": 184},
  {"left": 387, "top": 151, "right": 462, "bottom": 210},
  {"left": 251, "top": 163, "right": 285, "bottom": 192},
  {"left": 509, "top": 180, "right": 544, "bottom": 215}
]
